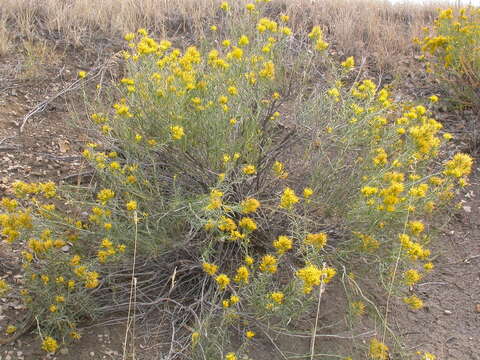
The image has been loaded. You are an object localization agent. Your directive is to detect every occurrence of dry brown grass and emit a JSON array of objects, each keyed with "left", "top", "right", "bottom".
[
  {"left": 0, "top": 14, "right": 12, "bottom": 56},
  {"left": 0, "top": 0, "right": 455, "bottom": 71}
]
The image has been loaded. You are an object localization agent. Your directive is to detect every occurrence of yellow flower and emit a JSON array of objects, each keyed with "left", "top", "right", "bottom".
[
  {"left": 303, "top": 187, "right": 314, "bottom": 198},
  {"left": 55, "top": 296, "right": 65, "bottom": 303},
  {"left": 272, "top": 161, "right": 288, "bottom": 178},
  {"left": 369, "top": 338, "right": 389, "bottom": 360},
  {"left": 84, "top": 271, "right": 99, "bottom": 289},
  {"left": 341, "top": 56, "right": 355, "bottom": 69},
  {"left": 314, "top": 38, "right": 329, "bottom": 51},
  {"left": 246, "top": 330, "right": 255, "bottom": 339},
  {"left": 210, "top": 25, "right": 217, "bottom": 31},
  {"left": 230, "top": 295, "right": 240, "bottom": 304},
  {"left": 273, "top": 235, "right": 293, "bottom": 255},
  {"left": 227, "top": 86, "right": 238, "bottom": 95},
  {"left": 270, "top": 291, "right": 284, "bottom": 304},
  {"left": 241, "top": 198, "right": 260, "bottom": 214},
  {"left": 408, "top": 221, "right": 425, "bottom": 235},
  {"left": 443, "top": 153, "right": 473, "bottom": 178},
  {"left": 429, "top": 95, "right": 439, "bottom": 103},
  {"left": 246, "top": 3, "right": 255, "bottom": 11},
  {"left": 259, "top": 61, "right": 275, "bottom": 80},
  {"left": 126, "top": 200, "right": 137, "bottom": 211},
  {"left": 137, "top": 28, "right": 148, "bottom": 36},
  {"left": 218, "top": 216, "right": 237, "bottom": 232},
  {"left": 424, "top": 262, "right": 434, "bottom": 271},
  {"left": 259, "top": 255, "right": 277, "bottom": 273},
  {"left": 420, "top": 352, "right": 436, "bottom": 360},
  {"left": 242, "top": 164, "right": 256, "bottom": 175},
  {"left": 70, "top": 255, "right": 81, "bottom": 266},
  {"left": 403, "top": 295, "right": 424, "bottom": 309},
  {"left": 304, "top": 233, "right": 327, "bottom": 249},
  {"left": 225, "top": 353, "right": 237, "bottom": 360},
  {"left": 215, "top": 274, "right": 230, "bottom": 290},
  {"left": 245, "top": 256, "right": 254, "bottom": 266},
  {"left": 308, "top": 26, "right": 323, "bottom": 39},
  {"left": 206, "top": 189, "right": 223, "bottom": 210},
  {"left": 170, "top": 125, "right": 185, "bottom": 140},
  {"left": 5, "top": 325, "right": 16, "bottom": 335},
  {"left": 97, "top": 189, "right": 115, "bottom": 204},
  {"left": 373, "top": 148, "right": 388, "bottom": 166},
  {"left": 0, "top": 279, "right": 10, "bottom": 295},
  {"left": 238, "top": 217, "right": 257, "bottom": 231},
  {"left": 279, "top": 187, "right": 299, "bottom": 209},
  {"left": 296, "top": 264, "right": 336, "bottom": 294},
  {"left": 361, "top": 186, "right": 378, "bottom": 197},
  {"left": 41, "top": 336, "right": 59, "bottom": 353},
  {"left": 202, "top": 262, "right": 218, "bottom": 276},
  {"left": 191, "top": 331, "right": 200, "bottom": 346},
  {"left": 238, "top": 35, "right": 249, "bottom": 46},
  {"left": 403, "top": 269, "right": 421, "bottom": 286},
  {"left": 70, "top": 331, "right": 81, "bottom": 340},
  {"left": 124, "top": 32, "right": 135, "bottom": 41},
  {"left": 220, "top": 2, "right": 230, "bottom": 11},
  {"left": 49, "top": 304, "right": 58, "bottom": 312},
  {"left": 78, "top": 71, "right": 87, "bottom": 79}
]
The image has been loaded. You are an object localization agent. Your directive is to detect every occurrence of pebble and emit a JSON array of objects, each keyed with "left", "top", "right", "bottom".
[{"left": 444, "top": 309, "right": 452, "bottom": 315}]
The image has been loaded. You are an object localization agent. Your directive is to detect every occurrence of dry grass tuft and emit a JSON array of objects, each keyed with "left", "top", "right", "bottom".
[
  {"left": 0, "top": 0, "right": 455, "bottom": 72},
  {"left": 0, "top": 14, "right": 12, "bottom": 56}
]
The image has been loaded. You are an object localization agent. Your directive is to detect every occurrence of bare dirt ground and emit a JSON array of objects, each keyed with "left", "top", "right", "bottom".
[{"left": 0, "top": 43, "right": 479, "bottom": 360}]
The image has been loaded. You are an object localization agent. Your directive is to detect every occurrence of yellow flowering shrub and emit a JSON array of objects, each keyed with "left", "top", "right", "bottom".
[
  {"left": 418, "top": 7, "right": 480, "bottom": 110},
  {"left": 0, "top": 1, "right": 473, "bottom": 358}
]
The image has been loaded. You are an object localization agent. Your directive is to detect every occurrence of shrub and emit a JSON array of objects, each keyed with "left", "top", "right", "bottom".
[
  {"left": 418, "top": 7, "right": 480, "bottom": 111},
  {"left": 0, "top": 1, "right": 472, "bottom": 358}
]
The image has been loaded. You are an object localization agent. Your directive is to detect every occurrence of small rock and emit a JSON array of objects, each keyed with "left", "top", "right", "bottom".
[
  {"left": 90, "top": 352, "right": 95, "bottom": 357},
  {"left": 444, "top": 309, "right": 452, "bottom": 315}
]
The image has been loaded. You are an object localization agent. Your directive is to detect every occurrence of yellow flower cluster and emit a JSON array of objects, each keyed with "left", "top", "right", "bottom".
[
  {"left": 399, "top": 234, "right": 430, "bottom": 261},
  {"left": 0, "top": 201, "right": 32, "bottom": 243},
  {"left": 259, "top": 254, "right": 278, "bottom": 273},
  {"left": 12, "top": 180, "right": 57, "bottom": 198},
  {"left": 308, "top": 26, "right": 329, "bottom": 51},
  {"left": 403, "top": 294, "right": 424, "bottom": 309},
  {"left": 353, "top": 232, "right": 380, "bottom": 251},
  {"left": 296, "top": 264, "right": 336, "bottom": 294},
  {"left": 279, "top": 187, "right": 299, "bottom": 209},
  {"left": 41, "top": 336, "right": 59, "bottom": 353},
  {"left": 369, "top": 338, "right": 389, "bottom": 360},
  {"left": 205, "top": 189, "right": 224, "bottom": 210},
  {"left": 304, "top": 233, "right": 327, "bottom": 249},
  {"left": 272, "top": 160, "right": 288, "bottom": 178},
  {"left": 273, "top": 235, "right": 293, "bottom": 254},
  {"left": 241, "top": 198, "right": 260, "bottom": 214},
  {"left": 443, "top": 153, "right": 473, "bottom": 178},
  {"left": 419, "top": 8, "right": 479, "bottom": 107},
  {"left": 403, "top": 269, "right": 421, "bottom": 286}
]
